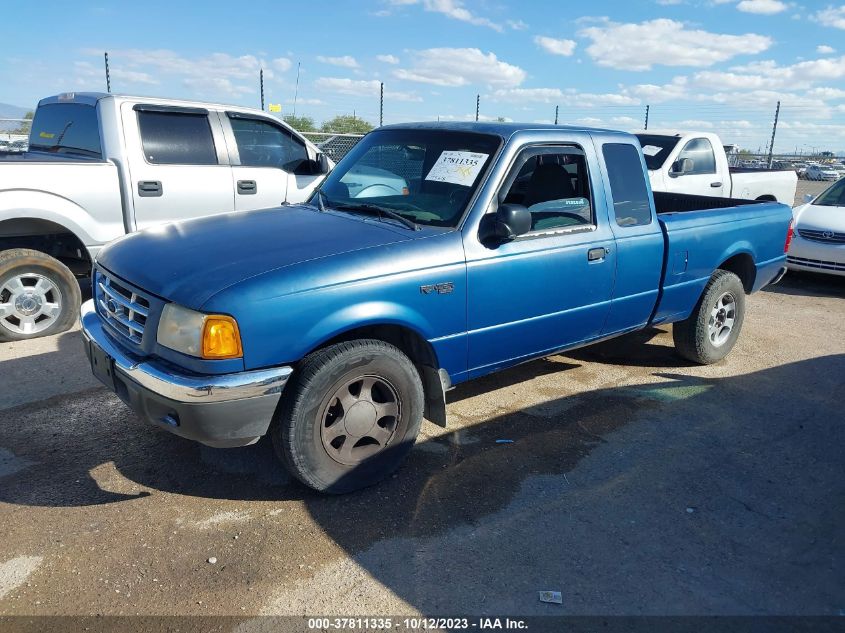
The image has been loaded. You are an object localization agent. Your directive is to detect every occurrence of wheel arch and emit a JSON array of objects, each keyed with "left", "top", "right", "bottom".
[
  {"left": 755, "top": 195, "right": 777, "bottom": 202},
  {"left": 0, "top": 217, "right": 92, "bottom": 275},
  {"left": 718, "top": 251, "right": 756, "bottom": 293}
]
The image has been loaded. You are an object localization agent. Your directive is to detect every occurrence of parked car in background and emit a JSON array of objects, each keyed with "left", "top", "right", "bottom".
[
  {"left": 792, "top": 162, "right": 808, "bottom": 179},
  {"left": 788, "top": 178, "right": 845, "bottom": 277},
  {"left": 0, "top": 141, "right": 10, "bottom": 152},
  {"left": 8, "top": 140, "right": 27, "bottom": 152},
  {"left": 0, "top": 92, "right": 332, "bottom": 341},
  {"left": 634, "top": 131, "right": 797, "bottom": 204},
  {"left": 830, "top": 163, "right": 845, "bottom": 179},
  {"left": 82, "top": 121, "right": 792, "bottom": 493},
  {"left": 805, "top": 164, "right": 840, "bottom": 181}
]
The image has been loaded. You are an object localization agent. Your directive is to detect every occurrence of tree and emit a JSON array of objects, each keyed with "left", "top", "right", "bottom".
[
  {"left": 321, "top": 115, "right": 374, "bottom": 134},
  {"left": 283, "top": 115, "right": 316, "bottom": 132},
  {"left": 12, "top": 111, "right": 33, "bottom": 135}
]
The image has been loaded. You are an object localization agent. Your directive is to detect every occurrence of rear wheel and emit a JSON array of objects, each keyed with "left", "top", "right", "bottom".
[
  {"left": 0, "top": 249, "right": 81, "bottom": 342},
  {"left": 673, "top": 269, "right": 746, "bottom": 365},
  {"left": 272, "top": 339, "right": 424, "bottom": 493}
]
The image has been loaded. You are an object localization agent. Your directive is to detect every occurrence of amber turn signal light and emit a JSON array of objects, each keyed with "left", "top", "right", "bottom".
[{"left": 201, "top": 315, "right": 243, "bottom": 359}]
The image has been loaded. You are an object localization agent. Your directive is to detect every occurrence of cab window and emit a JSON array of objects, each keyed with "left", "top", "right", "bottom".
[
  {"left": 229, "top": 117, "right": 308, "bottom": 172},
  {"left": 675, "top": 138, "right": 717, "bottom": 175}
]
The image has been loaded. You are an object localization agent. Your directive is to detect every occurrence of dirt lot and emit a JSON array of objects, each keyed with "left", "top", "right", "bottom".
[{"left": 0, "top": 273, "right": 843, "bottom": 619}]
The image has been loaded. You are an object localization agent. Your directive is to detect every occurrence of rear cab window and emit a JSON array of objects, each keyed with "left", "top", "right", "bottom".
[
  {"left": 602, "top": 143, "right": 654, "bottom": 227},
  {"left": 136, "top": 110, "right": 217, "bottom": 165},
  {"left": 29, "top": 103, "right": 102, "bottom": 158}
]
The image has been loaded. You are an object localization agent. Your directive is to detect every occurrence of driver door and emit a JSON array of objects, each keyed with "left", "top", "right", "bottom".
[
  {"left": 225, "top": 115, "right": 323, "bottom": 209},
  {"left": 666, "top": 137, "right": 725, "bottom": 197}
]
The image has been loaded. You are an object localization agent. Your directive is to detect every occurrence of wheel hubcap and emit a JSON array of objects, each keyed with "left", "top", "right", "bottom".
[
  {"left": 320, "top": 375, "right": 401, "bottom": 466},
  {"left": 707, "top": 292, "right": 736, "bottom": 348},
  {"left": 0, "top": 273, "right": 63, "bottom": 335}
]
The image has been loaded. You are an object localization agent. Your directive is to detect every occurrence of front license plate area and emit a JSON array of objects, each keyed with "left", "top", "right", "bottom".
[{"left": 90, "top": 342, "right": 116, "bottom": 390}]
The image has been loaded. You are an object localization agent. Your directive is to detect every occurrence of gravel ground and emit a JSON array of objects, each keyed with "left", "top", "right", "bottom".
[{"left": 0, "top": 268, "right": 843, "bottom": 621}]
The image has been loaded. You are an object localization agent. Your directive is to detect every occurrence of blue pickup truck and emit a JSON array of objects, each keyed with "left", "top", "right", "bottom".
[{"left": 81, "top": 122, "right": 792, "bottom": 493}]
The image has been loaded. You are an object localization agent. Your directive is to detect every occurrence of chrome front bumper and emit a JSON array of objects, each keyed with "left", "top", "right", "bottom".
[{"left": 80, "top": 299, "right": 292, "bottom": 448}]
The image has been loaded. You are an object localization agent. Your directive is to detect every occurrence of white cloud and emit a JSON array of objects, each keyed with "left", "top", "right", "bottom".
[
  {"left": 317, "top": 55, "right": 359, "bottom": 69},
  {"left": 376, "top": 54, "right": 400, "bottom": 64},
  {"left": 491, "top": 87, "right": 639, "bottom": 106},
  {"left": 817, "top": 45, "right": 836, "bottom": 54},
  {"left": 388, "top": 0, "right": 503, "bottom": 31},
  {"left": 534, "top": 36, "right": 577, "bottom": 57},
  {"left": 813, "top": 5, "right": 845, "bottom": 29},
  {"left": 736, "top": 0, "right": 788, "bottom": 14},
  {"left": 272, "top": 58, "right": 292, "bottom": 72},
  {"left": 578, "top": 19, "right": 772, "bottom": 71},
  {"left": 393, "top": 48, "right": 526, "bottom": 88},
  {"left": 507, "top": 19, "right": 528, "bottom": 30},
  {"left": 315, "top": 77, "right": 422, "bottom": 102}
]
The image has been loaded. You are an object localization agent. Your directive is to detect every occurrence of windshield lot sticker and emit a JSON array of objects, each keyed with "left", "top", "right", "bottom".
[
  {"left": 425, "top": 151, "right": 489, "bottom": 186},
  {"left": 641, "top": 145, "right": 663, "bottom": 157}
]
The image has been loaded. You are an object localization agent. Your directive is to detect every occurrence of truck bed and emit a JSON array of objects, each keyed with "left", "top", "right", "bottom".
[{"left": 653, "top": 191, "right": 762, "bottom": 214}]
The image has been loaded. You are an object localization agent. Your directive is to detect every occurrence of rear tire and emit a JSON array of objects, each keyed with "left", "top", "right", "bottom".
[
  {"left": 673, "top": 270, "right": 746, "bottom": 365},
  {"left": 272, "top": 339, "right": 424, "bottom": 494},
  {"left": 0, "top": 249, "right": 81, "bottom": 342}
]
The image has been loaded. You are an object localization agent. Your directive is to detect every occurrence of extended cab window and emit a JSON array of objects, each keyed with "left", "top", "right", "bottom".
[
  {"left": 501, "top": 147, "right": 593, "bottom": 232},
  {"left": 602, "top": 143, "right": 653, "bottom": 227},
  {"left": 137, "top": 111, "right": 217, "bottom": 165},
  {"left": 675, "top": 138, "right": 716, "bottom": 175},
  {"left": 229, "top": 117, "right": 308, "bottom": 172},
  {"left": 29, "top": 103, "right": 102, "bottom": 158}
]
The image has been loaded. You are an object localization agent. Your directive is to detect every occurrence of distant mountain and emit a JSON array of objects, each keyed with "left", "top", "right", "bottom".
[{"left": 0, "top": 103, "right": 33, "bottom": 133}]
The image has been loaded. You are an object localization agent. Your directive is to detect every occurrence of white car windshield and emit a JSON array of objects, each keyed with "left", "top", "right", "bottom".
[
  {"left": 315, "top": 129, "right": 501, "bottom": 227},
  {"left": 814, "top": 179, "right": 845, "bottom": 207}
]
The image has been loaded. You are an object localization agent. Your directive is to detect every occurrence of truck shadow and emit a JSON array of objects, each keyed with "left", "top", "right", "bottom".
[{"left": 763, "top": 270, "right": 845, "bottom": 298}]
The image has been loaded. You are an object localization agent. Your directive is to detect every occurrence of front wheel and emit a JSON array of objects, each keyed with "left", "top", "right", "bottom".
[
  {"left": 272, "top": 339, "right": 424, "bottom": 494},
  {"left": 0, "top": 249, "right": 81, "bottom": 342},
  {"left": 673, "top": 270, "right": 746, "bottom": 365}
]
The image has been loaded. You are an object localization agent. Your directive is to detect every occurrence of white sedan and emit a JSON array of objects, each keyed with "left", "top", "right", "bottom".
[
  {"left": 805, "top": 164, "right": 840, "bottom": 181},
  {"left": 787, "top": 178, "right": 845, "bottom": 276}
]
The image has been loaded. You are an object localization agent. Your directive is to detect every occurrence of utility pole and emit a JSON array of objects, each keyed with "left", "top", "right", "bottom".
[
  {"left": 475, "top": 94, "right": 480, "bottom": 122},
  {"left": 104, "top": 52, "right": 111, "bottom": 93},
  {"left": 766, "top": 100, "right": 780, "bottom": 168},
  {"left": 379, "top": 82, "right": 384, "bottom": 127},
  {"left": 292, "top": 62, "right": 301, "bottom": 117},
  {"left": 644, "top": 104, "right": 650, "bottom": 130},
  {"left": 259, "top": 68, "right": 265, "bottom": 111},
  {"left": 554, "top": 105, "right": 559, "bottom": 125}
]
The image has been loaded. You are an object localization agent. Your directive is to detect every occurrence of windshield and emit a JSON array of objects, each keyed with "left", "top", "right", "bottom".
[
  {"left": 314, "top": 129, "right": 501, "bottom": 228},
  {"left": 634, "top": 134, "right": 681, "bottom": 171},
  {"left": 29, "top": 103, "right": 102, "bottom": 158},
  {"left": 814, "top": 178, "right": 845, "bottom": 207}
]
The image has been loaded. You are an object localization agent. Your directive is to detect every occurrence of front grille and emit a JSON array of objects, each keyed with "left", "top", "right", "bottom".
[
  {"left": 787, "top": 256, "right": 845, "bottom": 272},
  {"left": 797, "top": 229, "right": 845, "bottom": 244},
  {"left": 95, "top": 270, "right": 151, "bottom": 344}
]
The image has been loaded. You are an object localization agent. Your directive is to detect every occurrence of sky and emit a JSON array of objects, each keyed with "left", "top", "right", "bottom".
[{"left": 2, "top": 0, "right": 845, "bottom": 154}]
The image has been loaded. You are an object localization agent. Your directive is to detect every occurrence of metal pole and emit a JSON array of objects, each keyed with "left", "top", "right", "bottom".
[
  {"left": 104, "top": 52, "right": 111, "bottom": 93},
  {"left": 554, "top": 105, "right": 559, "bottom": 125},
  {"left": 475, "top": 94, "right": 480, "bottom": 122},
  {"left": 644, "top": 104, "right": 649, "bottom": 130},
  {"left": 260, "top": 68, "right": 265, "bottom": 111},
  {"left": 379, "top": 82, "right": 384, "bottom": 127},
  {"left": 767, "top": 100, "right": 780, "bottom": 168},
  {"left": 292, "top": 62, "right": 300, "bottom": 117}
]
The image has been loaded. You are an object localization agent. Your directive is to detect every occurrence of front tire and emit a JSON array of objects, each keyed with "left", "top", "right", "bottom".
[
  {"left": 272, "top": 339, "right": 424, "bottom": 494},
  {"left": 673, "top": 270, "right": 746, "bottom": 365},
  {"left": 0, "top": 249, "right": 81, "bottom": 342}
]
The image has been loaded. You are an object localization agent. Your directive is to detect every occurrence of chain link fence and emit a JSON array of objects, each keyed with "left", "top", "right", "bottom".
[
  {"left": 0, "top": 118, "right": 30, "bottom": 152},
  {"left": 726, "top": 151, "right": 844, "bottom": 179},
  {"left": 301, "top": 132, "right": 364, "bottom": 162}
]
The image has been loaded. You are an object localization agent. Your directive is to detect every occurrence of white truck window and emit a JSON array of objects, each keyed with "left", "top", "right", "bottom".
[
  {"left": 676, "top": 138, "right": 717, "bottom": 175},
  {"left": 229, "top": 118, "right": 308, "bottom": 172},
  {"left": 137, "top": 111, "right": 218, "bottom": 165}
]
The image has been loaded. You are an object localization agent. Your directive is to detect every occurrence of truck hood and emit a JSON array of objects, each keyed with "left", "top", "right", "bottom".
[
  {"left": 793, "top": 203, "right": 845, "bottom": 233},
  {"left": 97, "top": 205, "right": 413, "bottom": 308}
]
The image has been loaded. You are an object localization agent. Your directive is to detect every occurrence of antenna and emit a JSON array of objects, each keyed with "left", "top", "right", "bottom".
[
  {"left": 104, "top": 52, "right": 111, "bottom": 93},
  {"left": 293, "top": 62, "right": 301, "bottom": 117}
]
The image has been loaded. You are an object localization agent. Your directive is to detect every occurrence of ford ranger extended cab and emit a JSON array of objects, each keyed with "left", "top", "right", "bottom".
[
  {"left": 0, "top": 92, "right": 331, "bottom": 342},
  {"left": 635, "top": 131, "right": 797, "bottom": 205},
  {"left": 80, "top": 122, "right": 792, "bottom": 493}
]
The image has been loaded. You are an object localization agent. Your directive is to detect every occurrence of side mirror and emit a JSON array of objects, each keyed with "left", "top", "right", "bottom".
[
  {"left": 316, "top": 153, "right": 330, "bottom": 175},
  {"left": 803, "top": 193, "right": 814, "bottom": 203},
  {"left": 481, "top": 203, "right": 532, "bottom": 242},
  {"left": 669, "top": 158, "right": 694, "bottom": 177}
]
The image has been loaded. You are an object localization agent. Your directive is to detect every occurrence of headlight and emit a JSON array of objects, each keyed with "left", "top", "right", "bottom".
[{"left": 157, "top": 303, "right": 243, "bottom": 360}]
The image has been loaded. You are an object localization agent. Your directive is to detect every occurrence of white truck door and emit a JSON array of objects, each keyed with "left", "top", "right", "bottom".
[
  {"left": 122, "top": 103, "right": 234, "bottom": 231},
  {"left": 224, "top": 114, "right": 323, "bottom": 210},
  {"left": 666, "top": 137, "right": 725, "bottom": 197}
]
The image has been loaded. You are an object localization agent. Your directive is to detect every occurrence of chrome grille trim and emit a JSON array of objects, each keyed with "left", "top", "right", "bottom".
[
  {"left": 95, "top": 270, "right": 151, "bottom": 344},
  {"left": 787, "top": 256, "right": 845, "bottom": 272},
  {"left": 797, "top": 229, "right": 845, "bottom": 244}
]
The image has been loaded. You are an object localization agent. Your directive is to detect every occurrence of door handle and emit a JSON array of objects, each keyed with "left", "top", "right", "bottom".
[
  {"left": 237, "top": 179, "right": 257, "bottom": 195},
  {"left": 587, "top": 247, "right": 609, "bottom": 262},
  {"left": 137, "top": 180, "right": 162, "bottom": 197},
  {"left": 710, "top": 182, "right": 723, "bottom": 188}
]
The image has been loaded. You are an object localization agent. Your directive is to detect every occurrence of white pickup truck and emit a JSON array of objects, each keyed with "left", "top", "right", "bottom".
[
  {"left": 634, "top": 131, "right": 797, "bottom": 205},
  {"left": 0, "top": 92, "right": 332, "bottom": 341}
]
